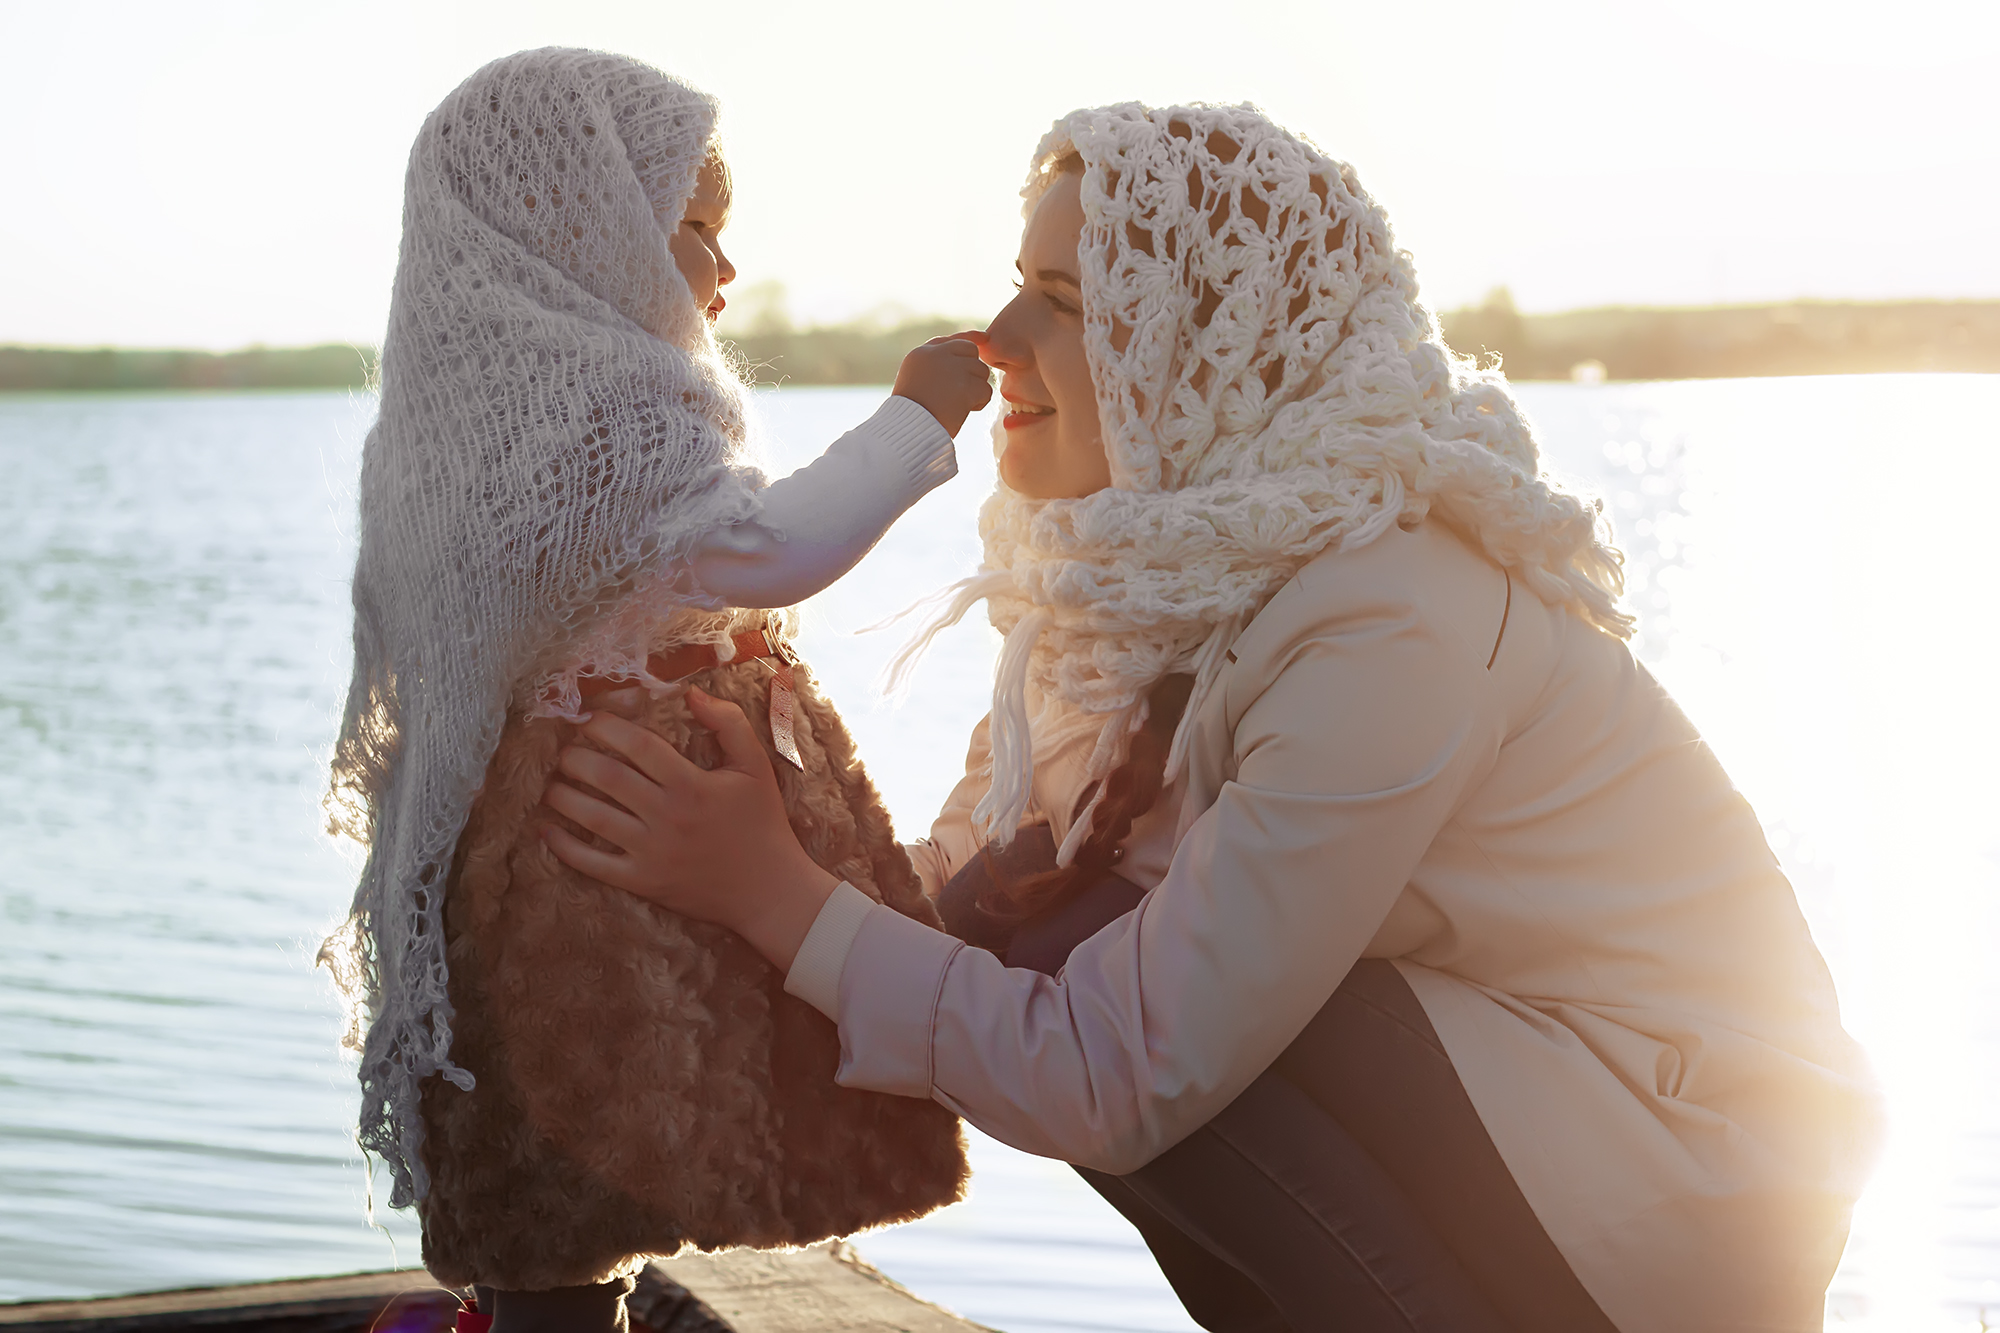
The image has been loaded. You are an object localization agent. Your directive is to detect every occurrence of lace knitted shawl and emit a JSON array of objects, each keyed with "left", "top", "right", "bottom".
[
  {"left": 901, "top": 103, "right": 1631, "bottom": 857},
  {"left": 319, "top": 49, "right": 766, "bottom": 1208}
]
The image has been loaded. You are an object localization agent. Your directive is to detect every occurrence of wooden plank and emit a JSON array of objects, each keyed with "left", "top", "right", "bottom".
[
  {"left": 0, "top": 1268, "right": 454, "bottom": 1331},
  {"left": 0, "top": 1245, "right": 992, "bottom": 1333},
  {"left": 653, "top": 1244, "right": 992, "bottom": 1333}
]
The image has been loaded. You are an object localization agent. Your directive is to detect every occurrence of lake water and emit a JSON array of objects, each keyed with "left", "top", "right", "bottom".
[{"left": 1, "top": 379, "right": 1996, "bottom": 1331}]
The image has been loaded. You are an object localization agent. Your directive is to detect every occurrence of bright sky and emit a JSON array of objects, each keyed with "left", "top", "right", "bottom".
[{"left": 3, "top": 0, "right": 1995, "bottom": 349}]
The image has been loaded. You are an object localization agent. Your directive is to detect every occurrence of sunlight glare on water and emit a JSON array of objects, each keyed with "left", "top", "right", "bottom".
[{"left": 0, "top": 378, "right": 1994, "bottom": 1331}]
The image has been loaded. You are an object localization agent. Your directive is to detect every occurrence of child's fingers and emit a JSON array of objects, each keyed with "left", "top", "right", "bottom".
[
  {"left": 540, "top": 821, "right": 639, "bottom": 890},
  {"left": 925, "top": 330, "right": 988, "bottom": 349},
  {"left": 581, "top": 710, "right": 698, "bottom": 788},
  {"left": 542, "top": 778, "right": 646, "bottom": 852},
  {"left": 686, "top": 687, "right": 774, "bottom": 783}
]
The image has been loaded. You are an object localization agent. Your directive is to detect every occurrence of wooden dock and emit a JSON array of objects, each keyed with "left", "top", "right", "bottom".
[{"left": 0, "top": 1243, "right": 992, "bottom": 1333}]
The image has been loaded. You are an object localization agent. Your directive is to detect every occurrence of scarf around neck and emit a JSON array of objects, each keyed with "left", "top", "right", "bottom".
[{"left": 898, "top": 102, "right": 1631, "bottom": 861}]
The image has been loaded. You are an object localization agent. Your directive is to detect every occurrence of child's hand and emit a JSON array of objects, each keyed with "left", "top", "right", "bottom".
[
  {"left": 893, "top": 332, "right": 993, "bottom": 437},
  {"left": 540, "top": 689, "right": 839, "bottom": 972}
]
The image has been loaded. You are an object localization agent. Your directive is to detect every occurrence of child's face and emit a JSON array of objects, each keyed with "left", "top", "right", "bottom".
[{"left": 666, "top": 156, "right": 736, "bottom": 324}]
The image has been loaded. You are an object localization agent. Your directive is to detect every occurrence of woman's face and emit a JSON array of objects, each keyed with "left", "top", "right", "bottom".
[
  {"left": 983, "top": 172, "right": 1111, "bottom": 499},
  {"left": 667, "top": 156, "right": 736, "bottom": 323}
]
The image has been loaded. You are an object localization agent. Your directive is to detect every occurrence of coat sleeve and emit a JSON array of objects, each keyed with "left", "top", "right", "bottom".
[{"left": 816, "top": 577, "right": 1503, "bottom": 1172}]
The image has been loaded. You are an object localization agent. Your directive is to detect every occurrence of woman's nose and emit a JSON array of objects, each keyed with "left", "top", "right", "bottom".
[
  {"left": 981, "top": 293, "right": 1030, "bottom": 369},
  {"left": 715, "top": 245, "right": 737, "bottom": 288}
]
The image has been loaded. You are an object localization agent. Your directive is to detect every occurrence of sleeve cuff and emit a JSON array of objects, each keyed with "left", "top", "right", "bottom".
[
  {"left": 833, "top": 904, "right": 964, "bottom": 1098},
  {"left": 869, "top": 395, "right": 958, "bottom": 506},
  {"left": 784, "top": 880, "right": 876, "bottom": 1018}
]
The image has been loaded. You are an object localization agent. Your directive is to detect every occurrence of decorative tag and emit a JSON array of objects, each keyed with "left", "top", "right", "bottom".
[{"left": 768, "top": 660, "right": 804, "bottom": 770}]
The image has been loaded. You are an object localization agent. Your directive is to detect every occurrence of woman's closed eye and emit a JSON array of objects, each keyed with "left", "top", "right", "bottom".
[{"left": 1016, "top": 280, "right": 1079, "bottom": 317}]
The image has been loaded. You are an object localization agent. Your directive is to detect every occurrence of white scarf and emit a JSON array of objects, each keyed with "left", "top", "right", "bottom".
[
  {"left": 897, "top": 103, "right": 1630, "bottom": 861},
  {"left": 318, "top": 49, "right": 765, "bottom": 1208}
]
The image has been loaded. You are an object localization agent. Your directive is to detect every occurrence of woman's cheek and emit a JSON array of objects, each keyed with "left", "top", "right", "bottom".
[{"left": 1055, "top": 424, "right": 1112, "bottom": 498}]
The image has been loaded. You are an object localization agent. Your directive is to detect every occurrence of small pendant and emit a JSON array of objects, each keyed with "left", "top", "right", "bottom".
[{"left": 768, "top": 660, "right": 804, "bottom": 771}]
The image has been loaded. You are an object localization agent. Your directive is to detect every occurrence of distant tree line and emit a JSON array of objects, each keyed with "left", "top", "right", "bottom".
[
  {"left": 724, "top": 317, "right": 969, "bottom": 386},
  {"left": 0, "top": 343, "right": 376, "bottom": 392},
  {"left": 1438, "top": 292, "right": 2000, "bottom": 379},
  {"left": 5, "top": 299, "right": 1997, "bottom": 392}
]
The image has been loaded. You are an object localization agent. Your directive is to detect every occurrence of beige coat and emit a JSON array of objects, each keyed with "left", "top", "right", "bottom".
[{"left": 789, "top": 519, "right": 1881, "bottom": 1333}]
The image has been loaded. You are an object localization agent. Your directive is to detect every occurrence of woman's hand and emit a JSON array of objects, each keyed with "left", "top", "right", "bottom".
[{"left": 541, "top": 688, "right": 839, "bottom": 973}]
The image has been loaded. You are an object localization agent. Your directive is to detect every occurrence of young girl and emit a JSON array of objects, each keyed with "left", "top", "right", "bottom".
[
  {"left": 550, "top": 103, "right": 1881, "bottom": 1332},
  {"left": 318, "top": 48, "right": 980, "bottom": 1329}
]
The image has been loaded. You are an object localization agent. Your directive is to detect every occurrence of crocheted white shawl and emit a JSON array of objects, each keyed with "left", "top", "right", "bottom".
[
  {"left": 319, "top": 49, "right": 767, "bottom": 1209},
  {"left": 900, "top": 103, "right": 1631, "bottom": 859}
]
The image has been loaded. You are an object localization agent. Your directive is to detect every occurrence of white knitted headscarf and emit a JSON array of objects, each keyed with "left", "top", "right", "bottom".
[
  {"left": 318, "top": 49, "right": 770, "bottom": 1209},
  {"left": 897, "top": 103, "right": 1631, "bottom": 861}
]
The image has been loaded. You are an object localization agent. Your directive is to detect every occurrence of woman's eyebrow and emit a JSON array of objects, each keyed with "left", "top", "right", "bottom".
[{"left": 1035, "top": 268, "right": 1081, "bottom": 287}]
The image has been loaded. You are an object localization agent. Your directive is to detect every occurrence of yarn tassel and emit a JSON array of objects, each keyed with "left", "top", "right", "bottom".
[
  {"left": 877, "top": 571, "right": 1016, "bottom": 697},
  {"left": 1056, "top": 785, "right": 1106, "bottom": 867},
  {"left": 1054, "top": 703, "right": 1145, "bottom": 867},
  {"left": 972, "top": 608, "right": 1054, "bottom": 847}
]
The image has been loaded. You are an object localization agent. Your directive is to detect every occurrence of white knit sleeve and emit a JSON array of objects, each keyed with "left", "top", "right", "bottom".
[{"left": 684, "top": 396, "right": 955, "bottom": 608}]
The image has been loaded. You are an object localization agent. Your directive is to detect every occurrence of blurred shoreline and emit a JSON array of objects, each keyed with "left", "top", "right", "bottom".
[{"left": 4, "top": 298, "right": 1997, "bottom": 392}]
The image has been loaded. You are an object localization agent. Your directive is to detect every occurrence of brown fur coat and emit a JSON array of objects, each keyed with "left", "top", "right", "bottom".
[{"left": 418, "top": 655, "right": 967, "bottom": 1289}]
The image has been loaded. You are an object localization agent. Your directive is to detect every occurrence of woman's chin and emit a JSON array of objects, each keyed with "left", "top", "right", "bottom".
[
  {"left": 998, "top": 448, "right": 1052, "bottom": 499},
  {"left": 1000, "top": 436, "right": 1112, "bottom": 501}
]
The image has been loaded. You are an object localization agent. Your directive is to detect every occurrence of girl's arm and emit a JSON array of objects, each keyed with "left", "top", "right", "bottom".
[
  {"left": 688, "top": 396, "right": 952, "bottom": 608},
  {"left": 686, "top": 337, "right": 989, "bottom": 608}
]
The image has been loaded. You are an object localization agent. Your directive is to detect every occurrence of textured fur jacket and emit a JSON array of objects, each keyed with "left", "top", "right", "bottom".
[{"left": 418, "top": 653, "right": 967, "bottom": 1289}]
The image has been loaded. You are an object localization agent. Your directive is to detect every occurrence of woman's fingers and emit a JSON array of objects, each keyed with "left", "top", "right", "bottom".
[
  {"left": 581, "top": 710, "right": 697, "bottom": 788},
  {"left": 686, "top": 687, "right": 775, "bottom": 784},
  {"left": 555, "top": 744, "right": 669, "bottom": 822},
  {"left": 542, "top": 777, "right": 646, "bottom": 852},
  {"left": 585, "top": 684, "right": 649, "bottom": 718},
  {"left": 541, "top": 822, "right": 642, "bottom": 893}
]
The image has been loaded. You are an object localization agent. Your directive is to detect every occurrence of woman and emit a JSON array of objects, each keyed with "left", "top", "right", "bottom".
[{"left": 543, "top": 102, "right": 1881, "bottom": 1332}]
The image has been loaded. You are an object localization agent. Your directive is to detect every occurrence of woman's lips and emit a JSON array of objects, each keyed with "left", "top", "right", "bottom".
[
  {"left": 706, "top": 294, "right": 727, "bottom": 320},
  {"left": 1001, "top": 401, "right": 1054, "bottom": 431}
]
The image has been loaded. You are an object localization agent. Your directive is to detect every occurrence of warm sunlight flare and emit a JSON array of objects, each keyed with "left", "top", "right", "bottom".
[{"left": 1, "top": 5, "right": 1993, "bottom": 1329}]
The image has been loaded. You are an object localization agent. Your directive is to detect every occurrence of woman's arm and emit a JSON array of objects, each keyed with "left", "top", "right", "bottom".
[
  {"left": 819, "top": 594, "right": 1501, "bottom": 1172},
  {"left": 544, "top": 571, "right": 1503, "bottom": 1171}
]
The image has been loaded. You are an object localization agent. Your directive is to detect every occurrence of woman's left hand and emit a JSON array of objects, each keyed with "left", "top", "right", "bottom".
[{"left": 541, "top": 688, "right": 839, "bottom": 971}]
